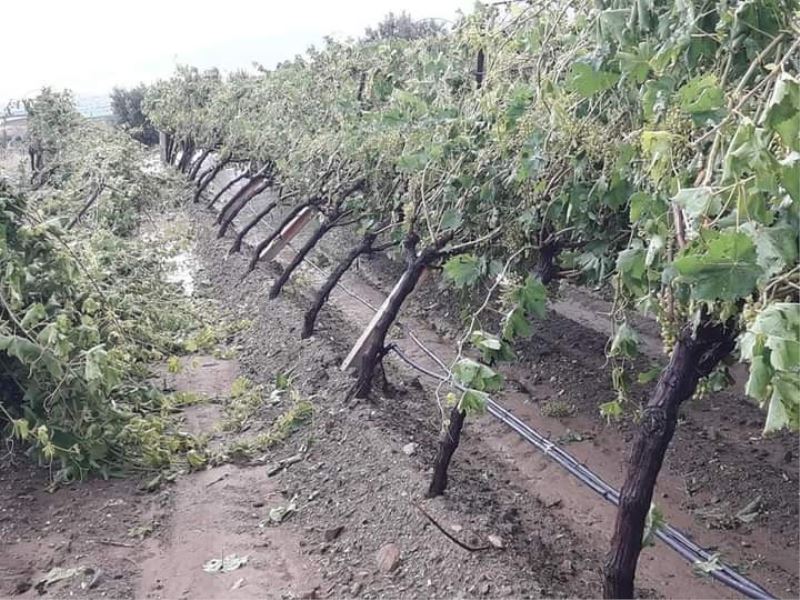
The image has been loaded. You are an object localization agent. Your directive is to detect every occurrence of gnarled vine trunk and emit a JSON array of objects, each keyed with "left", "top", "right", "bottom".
[
  {"left": 535, "top": 240, "right": 560, "bottom": 285},
  {"left": 194, "top": 158, "right": 229, "bottom": 203},
  {"left": 218, "top": 179, "right": 270, "bottom": 238},
  {"left": 166, "top": 136, "right": 178, "bottom": 164},
  {"left": 195, "top": 164, "right": 216, "bottom": 189},
  {"left": 188, "top": 148, "right": 211, "bottom": 180},
  {"left": 603, "top": 318, "right": 735, "bottom": 599},
  {"left": 428, "top": 405, "right": 466, "bottom": 497},
  {"left": 268, "top": 215, "right": 339, "bottom": 300},
  {"left": 247, "top": 202, "right": 312, "bottom": 273},
  {"left": 301, "top": 231, "right": 378, "bottom": 338},
  {"left": 208, "top": 171, "right": 248, "bottom": 208},
  {"left": 229, "top": 200, "right": 278, "bottom": 254},
  {"left": 217, "top": 177, "right": 259, "bottom": 224},
  {"left": 177, "top": 139, "right": 195, "bottom": 172},
  {"left": 352, "top": 242, "right": 434, "bottom": 399}
]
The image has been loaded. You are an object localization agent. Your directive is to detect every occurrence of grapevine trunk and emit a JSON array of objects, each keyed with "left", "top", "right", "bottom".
[
  {"left": 268, "top": 219, "right": 335, "bottom": 299},
  {"left": 301, "top": 231, "right": 377, "bottom": 339},
  {"left": 428, "top": 405, "right": 466, "bottom": 497},
  {"left": 247, "top": 202, "right": 312, "bottom": 273},
  {"left": 229, "top": 201, "right": 278, "bottom": 254},
  {"left": 218, "top": 179, "right": 269, "bottom": 238},
  {"left": 352, "top": 249, "right": 432, "bottom": 399},
  {"left": 603, "top": 318, "right": 736, "bottom": 598},
  {"left": 209, "top": 171, "right": 247, "bottom": 208}
]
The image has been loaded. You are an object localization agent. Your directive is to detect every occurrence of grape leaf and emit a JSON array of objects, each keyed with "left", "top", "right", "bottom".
[
  {"left": 673, "top": 187, "right": 720, "bottom": 220},
  {"left": 767, "top": 371, "right": 800, "bottom": 432},
  {"left": 460, "top": 389, "right": 488, "bottom": 414},
  {"left": 515, "top": 275, "right": 547, "bottom": 318},
  {"left": 443, "top": 254, "right": 481, "bottom": 288},
  {"left": 752, "top": 224, "right": 799, "bottom": 277},
  {"left": 749, "top": 303, "right": 799, "bottom": 372},
  {"left": 745, "top": 351, "right": 773, "bottom": 402},
  {"left": 779, "top": 152, "right": 800, "bottom": 202},
  {"left": 763, "top": 74, "right": 800, "bottom": 152},
  {"left": 568, "top": 63, "right": 620, "bottom": 97},
  {"left": 502, "top": 306, "right": 532, "bottom": 340},
  {"left": 610, "top": 322, "right": 640, "bottom": 358},
  {"left": 640, "top": 130, "right": 673, "bottom": 183},
  {"left": 677, "top": 74, "right": 724, "bottom": 114},
  {"left": 673, "top": 232, "right": 762, "bottom": 301},
  {"left": 452, "top": 358, "right": 503, "bottom": 392}
]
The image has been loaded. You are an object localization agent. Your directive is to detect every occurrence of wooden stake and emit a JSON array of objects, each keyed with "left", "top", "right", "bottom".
[
  {"left": 340, "top": 270, "right": 411, "bottom": 371},
  {"left": 259, "top": 206, "right": 314, "bottom": 263}
]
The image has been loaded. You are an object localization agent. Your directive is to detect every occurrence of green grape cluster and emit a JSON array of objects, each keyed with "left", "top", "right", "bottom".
[
  {"left": 692, "top": 377, "right": 709, "bottom": 402},
  {"left": 661, "top": 107, "right": 694, "bottom": 163},
  {"left": 656, "top": 289, "right": 679, "bottom": 356}
]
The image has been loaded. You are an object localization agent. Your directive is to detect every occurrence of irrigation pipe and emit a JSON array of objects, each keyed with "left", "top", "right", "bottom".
[
  {"left": 211, "top": 171, "right": 776, "bottom": 600},
  {"left": 390, "top": 345, "right": 774, "bottom": 600}
]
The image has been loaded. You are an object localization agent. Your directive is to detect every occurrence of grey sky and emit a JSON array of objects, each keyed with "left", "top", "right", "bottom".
[{"left": 1, "top": 0, "right": 476, "bottom": 102}]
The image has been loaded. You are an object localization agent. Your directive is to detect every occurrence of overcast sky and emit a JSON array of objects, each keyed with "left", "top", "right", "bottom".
[{"left": 1, "top": 0, "right": 476, "bottom": 103}]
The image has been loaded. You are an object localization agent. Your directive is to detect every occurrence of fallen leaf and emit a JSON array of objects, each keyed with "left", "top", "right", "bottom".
[
  {"left": 36, "top": 567, "right": 85, "bottom": 591},
  {"left": 203, "top": 554, "right": 249, "bottom": 573},
  {"left": 488, "top": 534, "right": 504, "bottom": 549},
  {"left": 268, "top": 495, "right": 298, "bottom": 523}
]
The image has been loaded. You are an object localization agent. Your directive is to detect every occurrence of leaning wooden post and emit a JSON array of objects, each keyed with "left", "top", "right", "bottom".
[
  {"left": 258, "top": 206, "right": 315, "bottom": 264},
  {"left": 340, "top": 270, "right": 412, "bottom": 372}
]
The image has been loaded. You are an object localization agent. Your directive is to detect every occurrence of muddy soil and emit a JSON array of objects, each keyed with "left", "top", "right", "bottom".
[{"left": 2, "top": 163, "right": 798, "bottom": 600}]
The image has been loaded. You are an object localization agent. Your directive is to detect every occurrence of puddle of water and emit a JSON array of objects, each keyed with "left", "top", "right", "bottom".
[{"left": 165, "top": 251, "right": 199, "bottom": 296}]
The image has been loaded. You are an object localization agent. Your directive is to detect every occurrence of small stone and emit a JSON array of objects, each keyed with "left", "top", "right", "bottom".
[
  {"left": 402, "top": 443, "right": 418, "bottom": 456},
  {"left": 479, "top": 582, "right": 491, "bottom": 595},
  {"left": 450, "top": 524, "right": 463, "bottom": 533},
  {"left": 349, "top": 582, "right": 363, "bottom": 596},
  {"left": 560, "top": 559, "right": 573, "bottom": 573},
  {"left": 299, "top": 588, "right": 318, "bottom": 599},
  {"left": 487, "top": 535, "right": 503, "bottom": 549},
  {"left": 324, "top": 526, "right": 345, "bottom": 542},
  {"left": 14, "top": 581, "right": 31, "bottom": 595},
  {"left": 376, "top": 543, "right": 401, "bottom": 573}
]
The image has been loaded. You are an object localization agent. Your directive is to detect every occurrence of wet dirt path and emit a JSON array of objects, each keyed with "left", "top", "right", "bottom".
[{"left": 135, "top": 356, "right": 320, "bottom": 600}]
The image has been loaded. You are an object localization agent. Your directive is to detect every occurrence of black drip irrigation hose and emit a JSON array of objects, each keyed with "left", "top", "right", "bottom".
[{"left": 389, "top": 345, "right": 776, "bottom": 600}]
